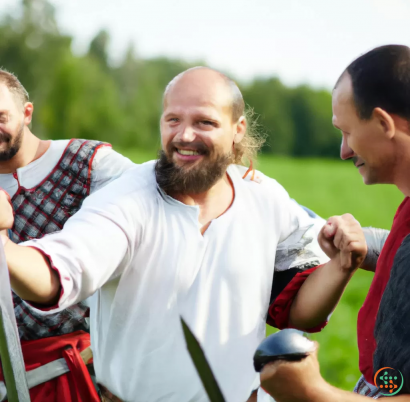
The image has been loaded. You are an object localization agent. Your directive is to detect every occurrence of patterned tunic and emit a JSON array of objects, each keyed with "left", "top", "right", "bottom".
[{"left": 10, "top": 138, "right": 107, "bottom": 340}]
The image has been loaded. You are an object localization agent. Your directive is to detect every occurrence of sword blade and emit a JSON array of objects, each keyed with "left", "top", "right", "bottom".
[
  {"left": 180, "top": 317, "right": 225, "bottom": 402},
  {"left": 0, "top": 240, "right": 30, "bottom": 401}
]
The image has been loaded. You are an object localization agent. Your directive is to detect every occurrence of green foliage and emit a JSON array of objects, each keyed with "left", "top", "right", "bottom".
[
  {"left": 124, "top": 149, "right": 403, "bottom": 392},
  {"left": 1, "top": 0, "right": 402, "bottom": 394},
  {"left": 2, "top": 0, "right": 342, "bottom": 158}
]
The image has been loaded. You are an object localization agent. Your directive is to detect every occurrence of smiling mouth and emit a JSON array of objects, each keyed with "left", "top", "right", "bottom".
[{"left": 176, "top": 149, "right": 202, "bottom": 156}]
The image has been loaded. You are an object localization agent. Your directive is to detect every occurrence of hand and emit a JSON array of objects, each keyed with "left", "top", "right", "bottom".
[
  {"left": 318, "top": 214, "right": 367, "bottom": 272},
  {"left": 0, "top": 230, "right": 9, "bottom": 247},
  {"left": 260, "top": 343, "right": 327, "bottom": 402},
  {"left": 0, "top": 189, "right": 13, "bottom": 231}
]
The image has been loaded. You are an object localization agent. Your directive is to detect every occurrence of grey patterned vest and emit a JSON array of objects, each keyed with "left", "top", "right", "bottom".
[{"left": 10, "top": 139, "right": 107, "bottom": 340}]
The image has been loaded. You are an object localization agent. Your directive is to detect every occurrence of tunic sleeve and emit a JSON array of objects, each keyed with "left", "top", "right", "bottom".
[
  {"left": 268, "top": 184, "right": 330, "bottom": 332},
  {"left": 90, "top": 147, "right": 135, "bottom": 193},
  {"left": 19, "top": 178, "right": 139, "bottom": 314}
]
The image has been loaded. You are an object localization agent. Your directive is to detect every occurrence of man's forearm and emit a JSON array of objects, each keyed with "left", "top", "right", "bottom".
[
  {"left": 5, "top": 240, "right": 61, "bottom": 305},
  {"left": 360, "top": 227, "right": 389, "bottom": 272},
  {"left": 289, "top": 259, "right": 354, "bottom": 329},
  {"left": 310, "top": 382, "right": 410, "bottom": 402}
]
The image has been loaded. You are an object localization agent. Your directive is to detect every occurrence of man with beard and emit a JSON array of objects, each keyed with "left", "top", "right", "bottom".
[
  {"left": 259, "top": 45, "right": 410, "bottom": 401},
  {"left": 0, "top": 67, "right": 368, "bottom": 402},
  {"left": 0, "top": 69, "right": 133, "bottom": 401}
]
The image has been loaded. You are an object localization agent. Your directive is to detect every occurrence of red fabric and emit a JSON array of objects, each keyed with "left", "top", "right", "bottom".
[
  {"left": 267, "top": 265, "right": 328, "bottom": 333},
  {"left": 358, "top": 197, "right": 410, "bottom": 384},
  {"left": 0, "top": 331, "right": 99, "bottom": 402}
]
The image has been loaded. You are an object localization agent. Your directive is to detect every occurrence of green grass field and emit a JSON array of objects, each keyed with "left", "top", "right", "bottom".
[{"left": 119, "top": 148, "right": 404, "bottom": 391}]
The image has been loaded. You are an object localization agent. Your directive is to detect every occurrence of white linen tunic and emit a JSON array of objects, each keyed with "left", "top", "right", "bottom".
[{"left": 22, "top": 161, "right": 327, "bottom": 402}]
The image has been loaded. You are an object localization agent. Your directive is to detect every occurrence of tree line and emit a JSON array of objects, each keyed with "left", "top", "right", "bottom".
[{"left": 0, "top": 0, "right": 341, "bottom": 158}]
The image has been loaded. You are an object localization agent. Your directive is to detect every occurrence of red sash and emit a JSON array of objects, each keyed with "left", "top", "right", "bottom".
[{"left": 1, "top": 331, "right": 99, "bottom": 402}]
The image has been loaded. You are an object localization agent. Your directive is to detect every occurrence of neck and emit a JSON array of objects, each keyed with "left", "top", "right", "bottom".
[
  {"left": 396, "top": 169, "right": 410, "bottom": 198},
  {"left": 0, "top": 129, "right": 50, "bottom": 174},
  {"left": 172, "top": 171, "right": 234, "bottom": 229},
  {"left": 392, "top": 139, "right": 410, "bottom": 197}
]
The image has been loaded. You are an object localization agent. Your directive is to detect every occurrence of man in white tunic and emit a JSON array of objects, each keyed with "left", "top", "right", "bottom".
[{"left": 0, "top": 67, "right": 367, "bottom": 402}]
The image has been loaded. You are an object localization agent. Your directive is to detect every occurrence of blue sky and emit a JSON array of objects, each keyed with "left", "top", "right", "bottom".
[{"left": 1, "top": 0, "right": 409, "bottom": 89}]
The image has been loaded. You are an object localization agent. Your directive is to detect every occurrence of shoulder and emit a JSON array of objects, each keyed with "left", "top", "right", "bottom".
[
  {"left": 85, "top": 160, "right": 158, "bottom": 207},
  {"left": 50, "top": 139, "right": 71, "bottom": 149},
  {"left": 230, "top": 164, "right": 291, "bottom": 204},
  {"left": 92, "top": 146, "right": 134, "bottom": 168},
  {"left": 91, "top": 146, "right": 135, "bottom": 174},
  {"left": 90, "top": 146, "right": 136, "bottom": 192},
  {"left": 80, "top": 161, "right": 158, "bottom": 232}
]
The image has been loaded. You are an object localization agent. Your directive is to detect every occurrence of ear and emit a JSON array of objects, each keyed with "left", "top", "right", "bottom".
[
  {"left": 233, "top": 116, "right": 246, "bottom": 144},
  {"left": 23, "top": 102, "right": 34, "bottom": 125},
  {"left": 373, "top": 107, "right": 395, "bottom": 139}
]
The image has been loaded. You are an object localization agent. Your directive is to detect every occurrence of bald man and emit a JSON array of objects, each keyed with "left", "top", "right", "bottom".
[{"left": 0, "top": 67, "right": 367, "bottom": 402}]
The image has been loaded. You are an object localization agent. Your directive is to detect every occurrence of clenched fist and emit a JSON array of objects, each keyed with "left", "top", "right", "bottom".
[
  {"left": 318, "top": 214, "right": 367, "bottom": 271},
  {"left": 260, "top": 343, "right": 326, "bottom": 402},
  {"left": 0, "top": 189, "right": 13, "bottom": 230}
]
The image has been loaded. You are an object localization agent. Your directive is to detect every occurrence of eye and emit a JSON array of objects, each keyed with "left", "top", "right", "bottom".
[
  {"left": 200, "top": 120, "right": 215, "bottom": 126},
  {"left": 168, "top": 117, "right": 179, "bottom": 123}
]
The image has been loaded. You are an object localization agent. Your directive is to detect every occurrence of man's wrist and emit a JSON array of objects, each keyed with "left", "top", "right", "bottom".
[
  {"left": 327, "top": 256, "right": 358, "bottom": 277},
  {"left": 304, "top": 380, "right": 335, "bottom": 402}
]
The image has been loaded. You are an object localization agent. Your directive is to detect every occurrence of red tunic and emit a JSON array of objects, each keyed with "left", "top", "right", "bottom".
[{"left": 358, "top": 196, "right": 410, "bottom": 384}]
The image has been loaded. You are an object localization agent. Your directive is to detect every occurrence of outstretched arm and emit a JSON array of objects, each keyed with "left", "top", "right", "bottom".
[
  {"left": 3, "top": 236, "right": 60, "bottom": 305},
  {"left": 261, "top": 346, "right": 409, "bottom": 402},
  {"left": 288, "top": 214, "right": 367, "bottom": 330},
  {"left": 0, "top": 185, "right": 133, "bottom": 310}
]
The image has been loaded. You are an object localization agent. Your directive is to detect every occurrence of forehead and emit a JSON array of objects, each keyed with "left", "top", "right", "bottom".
[
  {"left": 332, "top": 74, "right": 356, "bottom": 126},
  {"left": 163, "top": 73, "right": 232, "bottom": 117},
  {"left": 0, "top": 83, "right": 18, "bottom": 110}
]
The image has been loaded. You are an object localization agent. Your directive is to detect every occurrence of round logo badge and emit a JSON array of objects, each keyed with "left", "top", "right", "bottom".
[{"left": 374, "top": 367, "right": 404, "bottom": 396}]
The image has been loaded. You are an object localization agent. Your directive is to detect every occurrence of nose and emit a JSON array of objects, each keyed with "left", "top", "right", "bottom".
[
  {"left": 176, "top": 125, "right": 196, "bottom": 143},
  {"left": 340, "top": 133, "right": 354, "bottom": 160}
]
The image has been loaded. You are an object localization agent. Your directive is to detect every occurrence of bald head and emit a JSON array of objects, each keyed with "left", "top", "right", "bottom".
[{"left": 163, "top": 67, "right": 245, "bottom": 122}]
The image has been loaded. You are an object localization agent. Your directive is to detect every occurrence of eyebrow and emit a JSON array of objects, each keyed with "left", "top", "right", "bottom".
[
  {"left": 162, "top": 112, "right": 177, "bottom": 119},
  {"left": 163, "top": 111, "right": 220, "bottom": 121}
]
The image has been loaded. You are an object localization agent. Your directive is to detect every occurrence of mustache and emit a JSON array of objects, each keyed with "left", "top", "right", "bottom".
[
  {"left": 0, "top": 132, "right": 12, "bottom": 143},
  {"left": 168, "top": 141, "right": 210, "bottom": 155},
  {"left": 352, "top": 156, "right": 365, "bottom": 167}
]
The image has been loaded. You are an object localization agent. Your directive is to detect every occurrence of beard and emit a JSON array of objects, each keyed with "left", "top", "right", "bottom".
[
  {"left": 0, "top": 123, "right": 24, "bottom": 162},
  {"left": 155, "top": 142, "right": 234, "bottom": 195}
]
